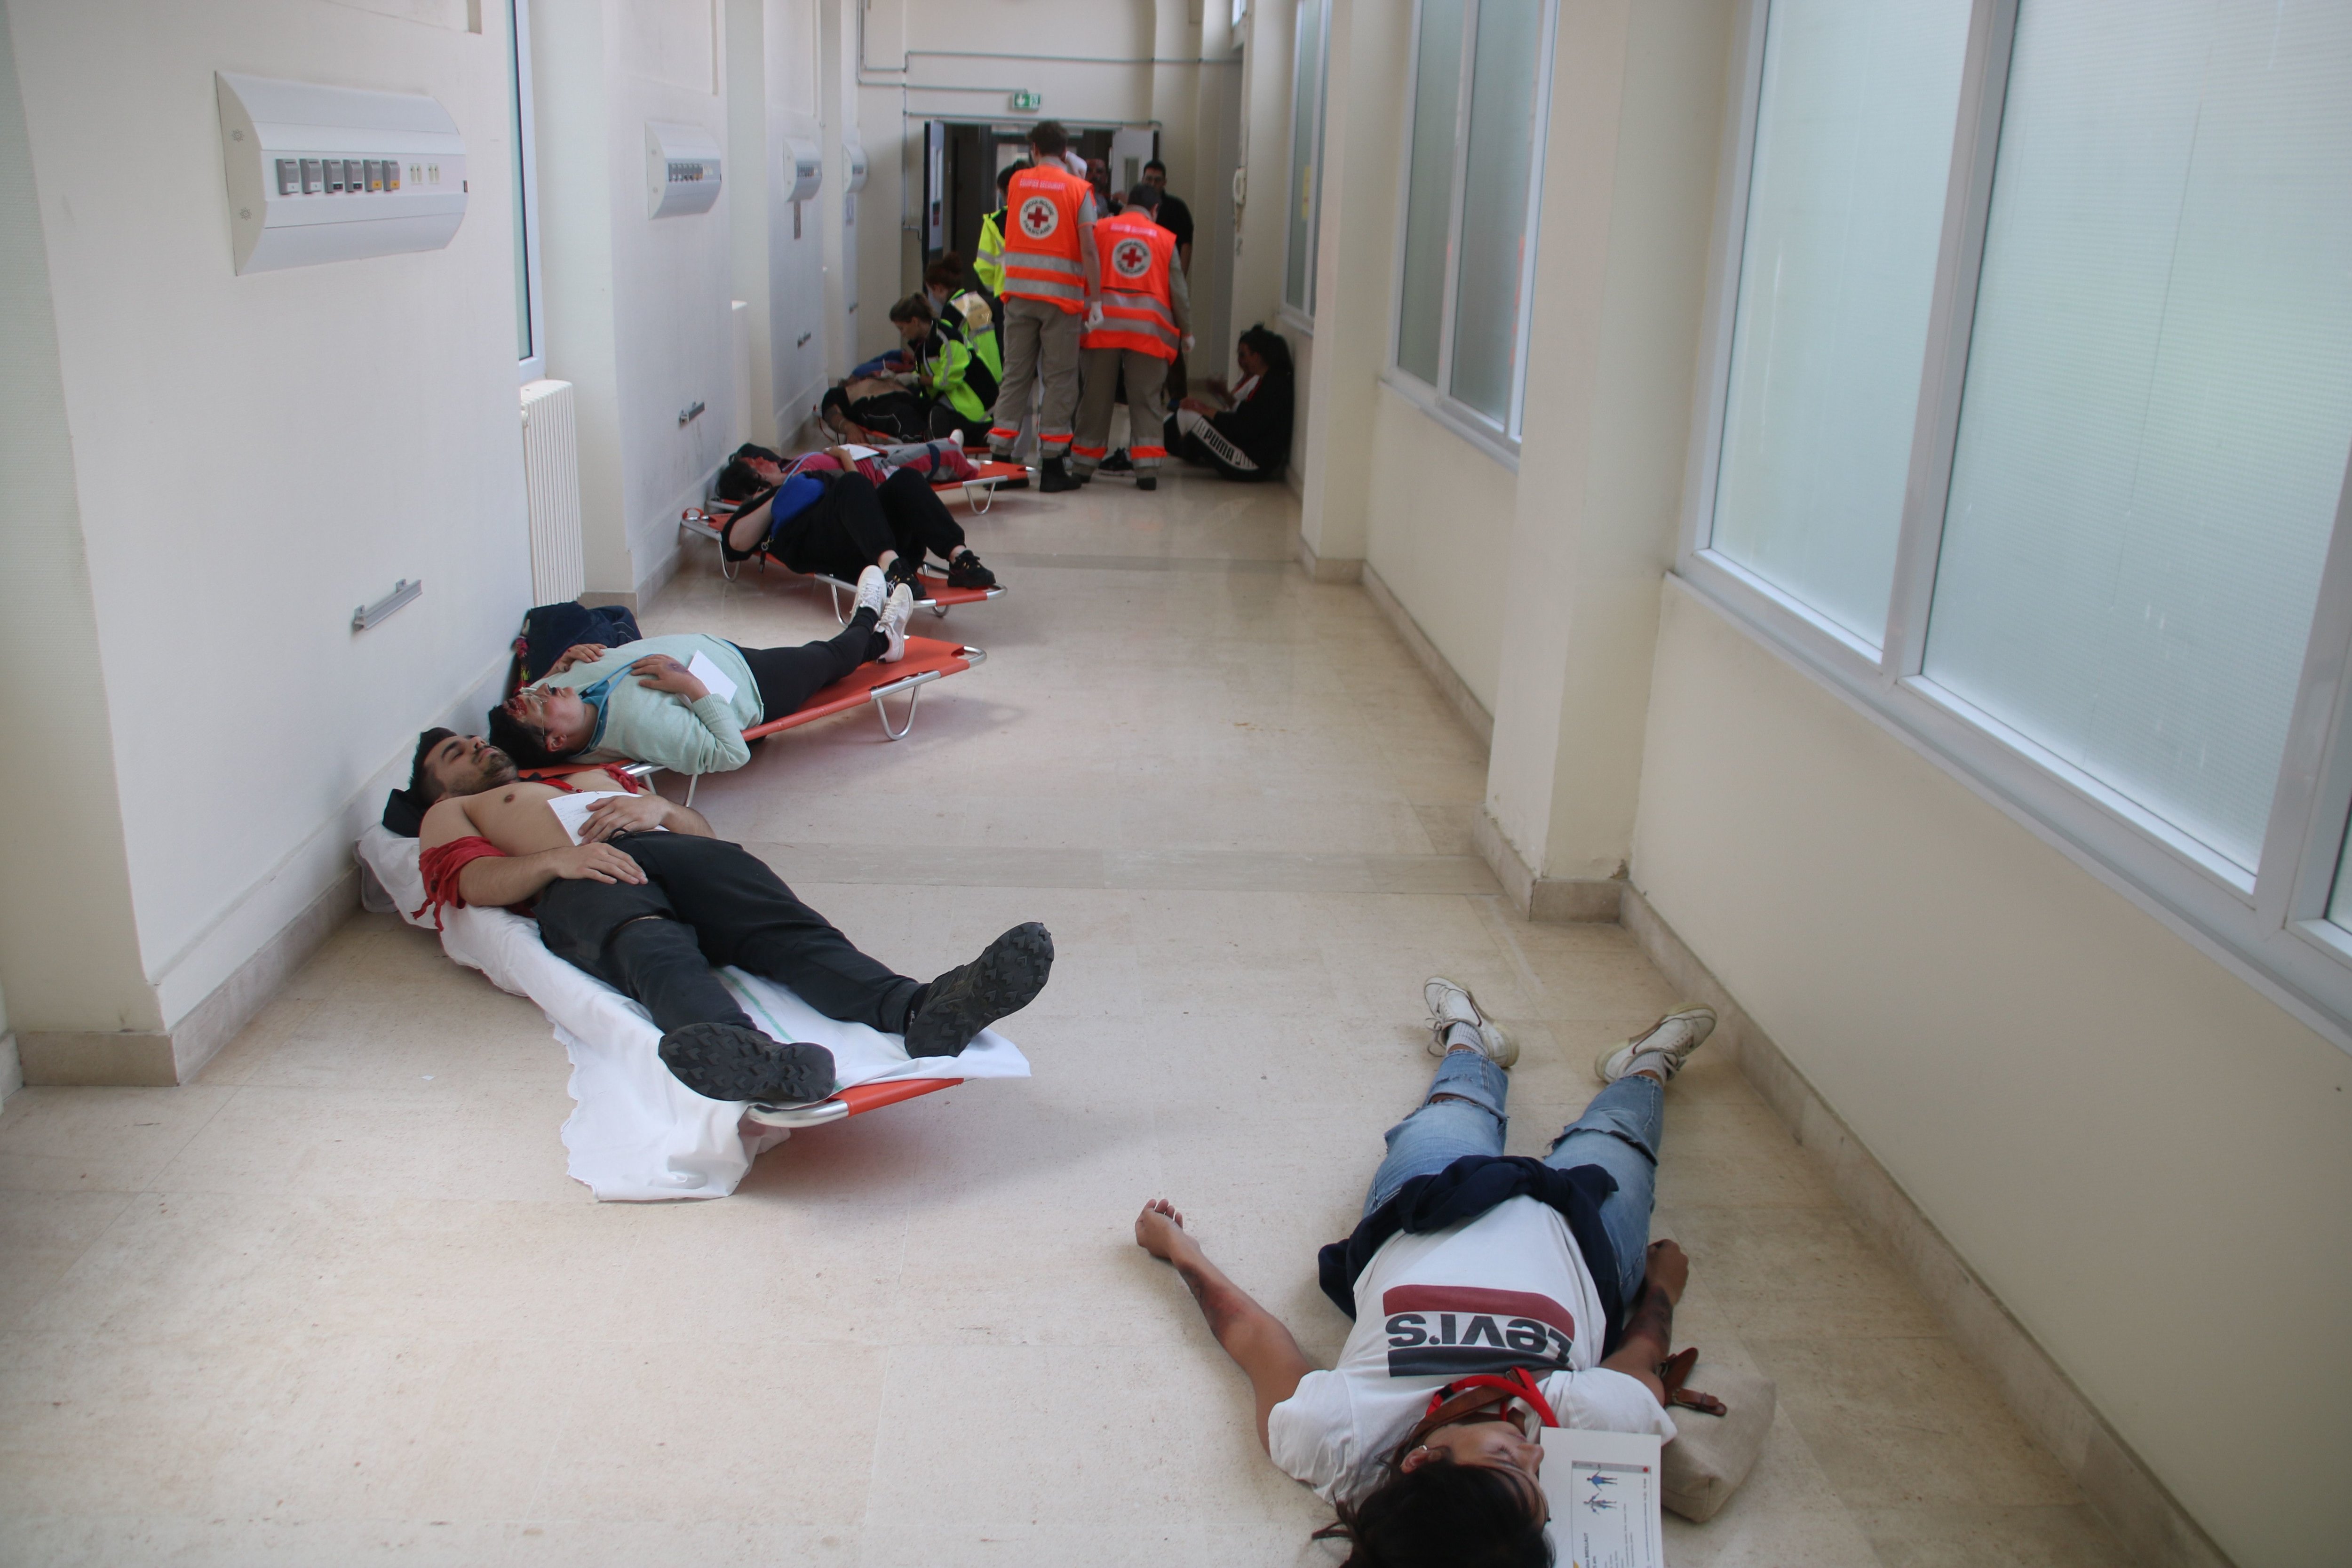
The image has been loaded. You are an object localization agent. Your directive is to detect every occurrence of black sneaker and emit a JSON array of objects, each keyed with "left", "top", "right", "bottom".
[
  {"left": 1136, "top": 476, "right": 1157, "bottom": 492},
  {"left": 1039, "top": 457, "right": 1080, "bottom": 493},
  {"left": 884, "top": 553, "right": 927, "bottom": 594},
  {"left": 946, "top": 551, "right": 998, "bottom": 589},
  {"left": 903, "top": 923, "right": 1055, "bottom": 1057},
  {"left": 1099, "top": 448, "right": 1134, "bottom": 473},
  {"left": 658, "top": 1023, "right": 836, "bottom": 1103}
]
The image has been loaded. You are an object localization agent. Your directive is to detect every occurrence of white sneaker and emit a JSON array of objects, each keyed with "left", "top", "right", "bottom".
[
  {"left": 1594, "top": 1005, "right": 1716, "bottom": 1084},
  {"left": 877, "top": 583, "right": 914, "bottom": 663},
  {"left": 853, "top": 564, "right": 889, "bottom": 621},
  {"left": 1422, "top": 976, "right": 1517, "bottom": 1067}
]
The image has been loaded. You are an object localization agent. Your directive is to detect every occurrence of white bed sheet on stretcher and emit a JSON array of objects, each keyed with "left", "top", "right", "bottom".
[{"left": 357, "top": 825, "right": 1029, "bottom": 1202}]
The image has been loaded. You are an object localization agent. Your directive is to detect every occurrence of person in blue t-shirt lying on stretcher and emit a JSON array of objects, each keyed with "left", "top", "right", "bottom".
[
  {"left": 487, "top": 568, "right": 917, "bottom": 777},
  {"left": 397, "top": 728, "right": 1055, "bottom": 1105}
]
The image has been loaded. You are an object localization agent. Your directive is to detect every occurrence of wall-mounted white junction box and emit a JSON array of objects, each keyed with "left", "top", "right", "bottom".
[
  {"left": 215, "top": 71, "right": 467, "bottom": 275},
  {"left": 646, "top": 120, "right": 723, "bottom": 218}
]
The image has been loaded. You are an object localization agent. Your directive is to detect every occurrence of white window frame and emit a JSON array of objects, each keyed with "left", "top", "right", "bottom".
[
  {"left": 1677, "top": 0, "right": 2352, "bottom": 1055},
  {"left": 1380, "top": 0, "right": 1558, "bottom": 469},
  {"left": 1280, "top": 0, "right": 1330, "bottom": 333},
  {"left": 508, "top": 0, "right": 547, "bottom": 383}
]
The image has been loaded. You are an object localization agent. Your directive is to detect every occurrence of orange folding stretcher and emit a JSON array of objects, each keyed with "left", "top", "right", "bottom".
[
  {"left": 744, "top": 1075, "right": 963, "bottom": 1129},
  {"left": 940, "top": 458, "right": 1029, "bottom": 513},
  {"left": 742, "top": 633, "right": 983, "bottom": 743}
]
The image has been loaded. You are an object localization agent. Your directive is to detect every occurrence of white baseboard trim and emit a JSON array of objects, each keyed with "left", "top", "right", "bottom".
[
  {"left": 1471, "top": 806, "right": 1623, "bottom": 923},
  {"left": 21, "top": 866, "right": 358, "bottom": 1087},
  {"left": 1295, "top": 528, "right": 1362, "bottom": 585},
  {"left": 1618, "top": 881, "right": 2235, "bottom": 1568},
  {"left": 1361, "top": 564, "right": 1494, "bottom": 750}
]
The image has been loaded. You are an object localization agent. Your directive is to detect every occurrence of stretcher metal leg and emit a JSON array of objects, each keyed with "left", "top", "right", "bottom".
[
  {"left": 967, "top": 481, "right": 993, "bottom": 515},
  {"left": 873, "top": 683, "right": 922, "bottom": 740}
]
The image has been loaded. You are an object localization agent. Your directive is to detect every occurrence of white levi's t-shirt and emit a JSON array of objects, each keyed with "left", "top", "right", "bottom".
[{"left": 1266, "top": 1197, "right": 1677, "bottom": 1505}]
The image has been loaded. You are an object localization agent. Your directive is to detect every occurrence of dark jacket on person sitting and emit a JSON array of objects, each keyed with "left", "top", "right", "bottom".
[{"left": 1214, "top": 370, "right": 1294, "bottom": 476}]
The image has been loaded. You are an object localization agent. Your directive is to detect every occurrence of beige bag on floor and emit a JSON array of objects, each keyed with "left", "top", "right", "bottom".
[{"left": 1659, "top": 1352, "right": 1776, "bottom": 1524}]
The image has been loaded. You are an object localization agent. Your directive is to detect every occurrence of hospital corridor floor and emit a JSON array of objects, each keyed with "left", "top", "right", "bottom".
[{"left": 0, "top": 474, "right": 2132, "bottom": 1566}]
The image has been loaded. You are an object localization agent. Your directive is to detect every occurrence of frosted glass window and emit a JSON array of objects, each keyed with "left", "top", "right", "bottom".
[
  {"left": 1284, "top": 0, "right": 1328, "bottom": 314},
  {"left": 1924, "top": 0, "right": 2352, "bottom": 871},
  {"left": 1447, "top": 0, "right": 1543, "bottom": 423},
  {"left": 1396, "top": 0, "right": 1464, "bottom": 386},
  {"left": 1709, "top": 0, "right": 1973, "bottom": 645}
]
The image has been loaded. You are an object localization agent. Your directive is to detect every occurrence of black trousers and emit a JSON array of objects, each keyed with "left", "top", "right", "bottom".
[
  {"left": 731, "top": 611, "right": 882, "bottom": 724},
  {"left": 535, "top": 831, "right": 921, "bottom": 1037},
  {"left": 771, "top": 470, "right": 968, "bottom": 581}
]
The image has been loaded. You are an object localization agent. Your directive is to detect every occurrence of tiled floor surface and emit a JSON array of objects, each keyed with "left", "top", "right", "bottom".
[{"left": 0, "top": 470, "right": 2132, "bottom": 1564}]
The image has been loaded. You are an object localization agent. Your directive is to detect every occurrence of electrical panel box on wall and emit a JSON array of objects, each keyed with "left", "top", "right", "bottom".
[
  {"left": 783, "top": 136, "right": 823, "bottom": 204},
  {"left": 843, "top": 133, "right": 869, "bottom": 194},
  {"left": 216, "top": 72, "right": 467, "bottom": 274},
  {"left": 646, "top": 120, "right": 722, "bottom": 218}
]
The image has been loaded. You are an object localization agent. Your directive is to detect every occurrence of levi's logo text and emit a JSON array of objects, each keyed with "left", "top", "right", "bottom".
[
  {"left": 1112, "top": 238, "right": 1152, "bottom": 279},
  {"left": 1020, "top": 196, "right": 1059, "bottom": 239},
  {"left": 1381, "top": 1286, "right": 1574, "bottom": 1378}
]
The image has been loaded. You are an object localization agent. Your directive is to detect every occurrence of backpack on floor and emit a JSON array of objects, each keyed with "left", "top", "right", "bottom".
[{"left": 513, "top": 601, "right": 644, "bottom": 687}]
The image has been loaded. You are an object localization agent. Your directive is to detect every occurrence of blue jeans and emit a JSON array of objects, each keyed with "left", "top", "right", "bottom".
[{"left": 1361, "top": 1052, "right": 1663, "bottom": 1308}]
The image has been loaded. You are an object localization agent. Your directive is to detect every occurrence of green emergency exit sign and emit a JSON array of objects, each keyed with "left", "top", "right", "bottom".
[{"left": 1011, "top": 90, "right": 1042, "bottom": 111}]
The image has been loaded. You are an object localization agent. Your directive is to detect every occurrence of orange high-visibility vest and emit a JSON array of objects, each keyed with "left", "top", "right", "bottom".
[
  {"left": 1081, "top": 210, "right": 1179, "bottom": 360},
  {"left": 1001, "top": 164, "right": 1093, "bottom": 314}
]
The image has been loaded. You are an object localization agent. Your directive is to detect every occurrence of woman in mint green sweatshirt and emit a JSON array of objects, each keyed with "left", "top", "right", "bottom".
[{"left": 493, "top": 575, "right": 913, "bottom": 776}]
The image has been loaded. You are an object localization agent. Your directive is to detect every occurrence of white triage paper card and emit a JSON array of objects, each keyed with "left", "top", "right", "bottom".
[
  {"left": 836, "top": 443, "right": 880, "bottom": 461},
  {"left": 684, "top": 650, "right": 739, "bottom": 703},
  {"left": 544, "top": 791, "right": 665, "bottom": 847},
  {"left": 1542, "top": 1427, "right": 1665, "bottom": 1568}
]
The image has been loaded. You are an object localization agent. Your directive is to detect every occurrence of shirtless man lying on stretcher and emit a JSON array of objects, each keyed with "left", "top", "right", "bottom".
[{"left": 401, "top": 728, "right": 1056, "bottom": 1106}]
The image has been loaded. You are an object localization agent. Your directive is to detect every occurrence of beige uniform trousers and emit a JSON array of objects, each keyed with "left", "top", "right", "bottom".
[
  {"left": 1072, "top": 348, "right": 1170, "bottom": 476},
  {"left": 989, "top": 295, "right": 1083, "bottom": 458}
]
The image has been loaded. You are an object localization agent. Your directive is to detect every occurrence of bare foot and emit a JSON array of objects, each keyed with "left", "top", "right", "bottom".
[{"left": 1134, "top": 1198, "right": 1197, "bottom": 1264}]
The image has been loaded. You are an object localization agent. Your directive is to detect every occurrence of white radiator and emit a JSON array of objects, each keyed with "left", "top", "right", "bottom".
[{"left": 519, "top": 378, "right": 585, "bottom": 604}]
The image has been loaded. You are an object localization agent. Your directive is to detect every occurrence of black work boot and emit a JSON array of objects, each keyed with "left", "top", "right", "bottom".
[
  {"left": 1039, "top": 457, "right": 1080, "bottom": 493},
  {"left": 658, "top": 1023, "right": 835, "bottom": 1104},
  {"left": 903, "top": 923, "right": 1056, "bottom": 1057}
]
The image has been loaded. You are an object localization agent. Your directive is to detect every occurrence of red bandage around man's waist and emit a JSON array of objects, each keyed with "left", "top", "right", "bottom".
[{"left": 414, "top": 836, "right": 511, "bottom": 928}]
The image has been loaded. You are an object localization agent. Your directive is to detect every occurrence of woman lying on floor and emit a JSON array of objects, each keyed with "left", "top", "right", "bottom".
[
  {"left": 711, "top": 445, "right": 1000, "bottom": 595},
  {"left": 1135, "top": 982, "right": 1716, "bottom": 1565},
  {"left": 713, "top": 437, "right": 976, "bottom": 504},
  {"left": 487, "top": 570, "right": 915, "bottom": 776}
]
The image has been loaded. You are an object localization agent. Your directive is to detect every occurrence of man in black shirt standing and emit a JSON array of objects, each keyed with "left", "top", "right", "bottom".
[{"left": 1142, "top": 159, "right": 1195, "bottom": 398}]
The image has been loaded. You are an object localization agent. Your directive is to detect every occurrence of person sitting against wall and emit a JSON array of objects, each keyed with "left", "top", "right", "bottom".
[
  {"left": 487, "top": 577, "right": 916, "bottom": 777},
  {"left": 889, "top": 293, "right": 999, "bottom": 438},
  {"left": 397, "top": 729, "right": 1055, "bottom": 1102},
  {"left": 1160, "top": 324, "right": 1295, "bottom": 482},
  {"left": 1134, "top": 981, "right": 1716, "bottom": 1563},
  {"left": 711, "top": 446, "right": 1000, "bottom": 594}
]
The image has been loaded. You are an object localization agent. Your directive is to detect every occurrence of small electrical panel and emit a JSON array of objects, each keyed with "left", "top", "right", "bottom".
[
  {"left": 216, "top": 72, "right": 466, "bottom": 274},
  {"left": 843, "top": 132, "right": 869, "bottom": 194},
  {"left": 646, "top": 120, "right": 723, "bottom": 218}
]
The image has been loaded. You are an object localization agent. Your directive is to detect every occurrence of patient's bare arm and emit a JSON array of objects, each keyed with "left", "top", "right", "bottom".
[
  {"left": 1136, "top": 1200, "right": 1315, "bottom": 1450},
  {"left": 580, "top": 786, "right": 712, "bottom": 841},
  {"left": 1596, "top": 1239, "right": 1688, "bottom": 1406}
]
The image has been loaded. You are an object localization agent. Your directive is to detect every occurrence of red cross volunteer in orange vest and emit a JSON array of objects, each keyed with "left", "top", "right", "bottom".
[
  {"left": 986, "top": 120, "right": 1101, "bottom": 493},
  {"left": 1070, "top": 186, "right": 1191, "bottom": 491}
]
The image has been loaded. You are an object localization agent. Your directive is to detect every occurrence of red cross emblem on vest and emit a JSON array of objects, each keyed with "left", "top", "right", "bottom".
[
  {"left": 1019, "top": 196, "right": 1059, "bottom": 239},
  {"left": 1113, "top": 238, "right": 1152, "bottom": 279}
]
